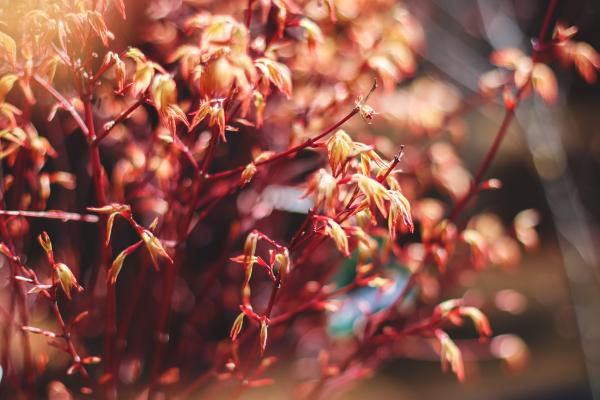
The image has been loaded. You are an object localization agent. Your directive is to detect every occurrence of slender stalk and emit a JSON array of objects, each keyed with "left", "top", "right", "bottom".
[
  {"left": 33, "top": 74, "right": 89, "bottom": 136},
  {"left": 148, "top": 127, "right": 220, "bottom": 395},
  {"left": 264, "top": 279, "right": 281, "bottom": 318},
  {"left": 449, "top": 0, "right": 557, "bottom": 223},
  {"left": 0, "top": 209, "right": 98, "bottom": 223},
  {"left": 93, "top": 97, "right": 146, "bottom": 145},
  {"left": 83, "top": 92, "right": 115, "bottom": 396},
  {"left": 245, "top": 0, "right": 255, "bottom": 29},
  {"left": 50, "top": 300, "right": 89, "bottom": 379},
  {"left": 85, "top": 101, "right": 107, "bottom": 205},
  {"left": 0, "top": 219, "right": 34, "bottom": 394},
  {"left": 90, "top": 57, "right": 116, "bottom": 86}
]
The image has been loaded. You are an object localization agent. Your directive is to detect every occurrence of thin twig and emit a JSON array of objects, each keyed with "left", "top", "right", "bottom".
[
  {"left": 33, "top": 74, "right": 89, "bottom": 136},
  {"left": 0, "top": 209, "right": 99, "bottom": 223},
  {"left": 93, "top": 97, "right": 146, "bottom": 145}
]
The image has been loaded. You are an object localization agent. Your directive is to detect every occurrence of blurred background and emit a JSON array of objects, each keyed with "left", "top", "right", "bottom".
[
  {"left": 348, "top": 1, "right": 600, "bottom": 399},
  {"left": 234, "top": 0, "right": 600, "bottom": 398}
]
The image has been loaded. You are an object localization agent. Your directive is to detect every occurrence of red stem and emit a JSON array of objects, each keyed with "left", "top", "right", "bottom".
[
  {"left": 0, "top": 218, "right": 34, "bottom": 393},
  {"left": 449, "top": 0, "right": 557, "bottom": 223},
  {"left": 83, "top": 92, "right": 115, "bottom": 396},
  {"left": 50, "top": 300, "right": 89, "bottom": 379},
  {"left": 246, "top": 0, "right": 255, "bottom": 29},
  {"left": 205, "top": 107, "right": 360, "bottom": 181},
  {"left": 93, "top": 97, "right": 146, "bottom": 145},
  {"left": 448, "top": 109, "right": 516, "bottom": 222},
  {"left": 537, "top": 0, "right": 558, "bottom": 44},
  {"left": 148, "top": 127, "right": 220, "bottom": 394},
  {"left": 33, "top": 74, "right": 89, "bottom": 136},
  {"left": 0, "top": 209, "right": 99, "bottom": 223}
]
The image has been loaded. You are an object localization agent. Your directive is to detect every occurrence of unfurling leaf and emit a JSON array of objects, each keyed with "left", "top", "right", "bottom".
[
  {"left": 141, "top": 230, "right": 172, "bottom": 270},
  {"left": 259, "top": 319, "right": 269, "bottom": 354},
  {"left": 132, "top": 63, "right": 155, "bottom": 97},
  {"left": 230, "top": 312, "right": 245, "bottom": 341},
  {"left": 87, "top": 11, "right": 113, "bottom": 46},
  {"left": 38, "top": 231, "right": 53, "bottom": 260},
  {"left": 241, "top": 232, "right": 259, "bottom": 287},
  {"left": 240, "top": 163, "right": 257, "bottom": 187},
  {"left": 152, "top": 75, "right": 177, "bottom": 111},
  {"left": 189, "top": 101, "right": 211, "bottom": 131},
  {"left": 253, "top": 91, "right": 265, "bottom": 127},
  {"left": 435, "top": 329, "right": 465, "bottom": 382},
  {"left": 353, "top": 174, "right": 390, "bottom": 217},
  {"left": 324, "top": 218, "right": 349, "bottom": 256},
  {"left": 163, "top": 104, "right": 189, "bottom": 135},
  {"left": 573, "top": 42, "right": 600, "bottom": 84},
  {"left": 459, "top": 307, "right": 492, "bottom": 339},
  {"left": 531, "top": 63, "right": 557, "bottom": 104},
  {"left": 54, "top": 263, "right": 83, "bottom": 300},
  {"left": 553, "top": 23, "right": 578, "bottom": 42},
  {"left": 108, "top": 241, "right": 143, "bottom": 284},
  {"left": 388, "top": 190, "right": 414, "bottom": 239},
  {"left": 299, "top": 18, "right": 323, "bottom": 53},
  {"left": 461, "top": 229, "right": 488, "bottom": 269},
  {"left": 126, "top": 47, "right": 147, "bottom": 64},
  {"left": 112, "top": 0, "right": 126, "bottom": 19},
  {"left": 109, "top": 248, "right": 129, "bottom": 284},
  {"left": 255, "top": 58, "right": 292, "bottom": 98},
  {"left": 478, "top": 69, "right": 507, "bottom": 96},
  {"left": 114, "top": 56, "right": 126, "bottom": 91},
  {"left": 273, "top": 247, "right": 291, "bottom": 281},
  {"left": 106, "top": 212, "right": 117, "bottom": 245},
  {"left": 326, "top": 130, "right": 353, "bottom": 175},
  {"left": 304, "top": 169, "right": 337, "bottom": 213}
]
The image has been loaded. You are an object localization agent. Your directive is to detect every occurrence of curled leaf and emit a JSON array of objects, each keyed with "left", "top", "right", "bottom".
[
  {"left": 299, "top": 18, "right": 323, "bottom": 52},
  {"left": 531, "top": 63, "right": 557, "bottom": 104},
  {"left": 0, "top": 74, "right": 18, "bottom": 102},
  {"left": 230, "top": 312, "right": 245, "bottom": 341},
  {"left": 240, "top": 163, "right": 257, "bottom": 187},
  {"left": 54, "top": 262, "right": 83, "bottom": 300},
  {"left": 435, "top": 329, "right": 465, "bottom": 382},
  {"left": 326, "top": 129, "right": 353, "bottom": 175},
  {"left": 323, "top": 218, "right": 349, "bottom": 256},
  {"left": 259, "top": 319, "right": 269, "bottom": 354},
  {"left": 141, "top": 230, "right": 172, "bottom": 270},
  {"left": 459, "top": 307, "right": 492, "bottom": 338},
  {"left": 108, "top": 241, "right": 142, "bottom": 285},
  {"left": 255, "top": 58, "right": 292, "bottom": 98}
]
